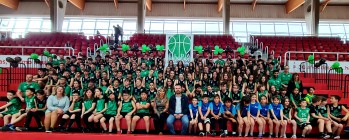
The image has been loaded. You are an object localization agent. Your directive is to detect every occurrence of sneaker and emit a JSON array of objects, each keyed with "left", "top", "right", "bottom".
[
  {"left": 282, "top": 134, "right": 287, "bottom": 138},
  {"left": 269, "top": 134, "right": 273, "bottom": 138},
  {"left": 220, "top": 132, "right": 226, "bottom": 137},
  {"left": 206, "top": 132, "right": 211, "bottom": 136},
  {"left": 117, "top": 130, "right": 122, "bottom": 134},
  {"left": 126, "top": 131, "right": 131, "bottom": 134},
  {"left": 46, "top": 127, "right": 53, "bottom": 133},
  {"left": 38, "top": 127, "right": 44, "bottom": 131},
  {"left": 334, "top": 136, "right": 340, "bottom": 139},
  {"left": 344, "top": 126, "right": 349, "bottom": 132},
  {"left": 258, "top": 134, "right": 263, "bottom": 139},
  {"left": 291, "top": 135, "right": 297, "bottom": 139},
  {"left": 231, "top": 131, "right": 236, "bottom": 135},
  {"left": 199, "top": 132, "right": 205, "bottom": 136},
  {"left": 8, "top": 125, "right": 16, "bottom": 131},
  {"left": 211, "top": 131, "right": 216, "bottom": 136},
  {"left": 322, "top": 134, "right": 330, "bottom": 139}
]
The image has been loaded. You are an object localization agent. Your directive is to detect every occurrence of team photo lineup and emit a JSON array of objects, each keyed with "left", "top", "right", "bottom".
[{"left": 1, "top": 51, "right": 349, "bottom": 139}]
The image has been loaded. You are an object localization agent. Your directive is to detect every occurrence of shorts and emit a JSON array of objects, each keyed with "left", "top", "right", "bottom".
[
  {"left": 333, "top": 115, "right": 346, "bottom": 124},
  {"left": 120, "top": 112, "right": 129, "bottom": 117},
  {"left": 270, "top": 116, "right": 281, "bottom": 120},
  {"left": 189, "top": 116, "right": 197, "bottom": 121},
  {"left": 104, "top": 114, "right": 115, "bottom": 120},
  {"left": 198, "top": 115, "right": 211, "bottom": 124},
  {"left": 298, "top": 123, "right": 311, "bottom": 129},
  {"left": 65, "top": 112, "right": 81, "bottom": 117},
  {"left": 311, "top": 119, "right": 318, "bottom": 126},
  {"left": 135, "top": 113, "right": 150, "bottom": 118}
]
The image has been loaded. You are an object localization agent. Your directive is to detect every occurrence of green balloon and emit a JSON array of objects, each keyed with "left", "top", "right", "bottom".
[
  {"left": 308, "top": 55, "right": 314, "bottom": 64},
  {"left": 43, "top": 50, "right": 50, "bottom": 56},
  {"left": 121, "top": 44, "right": 130, "bottom": 52},
  {"left": 30, "top": 53, "right": 39, "bottom": 59},
  {"left": 331, "top": 62, "right": 340, "bottom": 69},
  {"left": 335, "top": 68, "right": 343, "bottom": 73}
]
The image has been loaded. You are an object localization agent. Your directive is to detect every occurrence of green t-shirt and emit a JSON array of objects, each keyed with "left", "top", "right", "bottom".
[
  {"left": 25, "top": 96, "right": 35, "bottom": 109},
  {"left": 18, "top": 82, "right": 41, "bottom": 97},
  {"left": 70, "top": 88, "right": 84, "bottom": 97},
  {"left": 268, "top": 77, "right": 282, "bottom": 90},
  {"left": 96, "top": 97, "right": 106, "bottom": 113},
  {"left": 101, "top": 86, "right": 108, "bottom": 95},
  {"left": 318, "top": 105, "right": 328, "bottom": 117},
  {"left": 329, "top": 104, "right": 342, "bottom": 117},
  {"left": 296, "top": 107, "right": 310, "bottom": 125},
  {"left": 136, "top": 99, "right": 150, "bottom": 114},
  {"left": 283, "top": 107, "right": 291, "bottom": 118},
  {"left": 121, "top": 100, "right": 133, "bottom": 113},
  {"left": 279, "top": 72, "right": 292, "bottom": 85},
  {"left": 140, "top": 70, "right": 149, "bottom": 78},
  {"left": 105, "top": 99, "right": 117, "bottom": 115},
  {"left": 304, "top": 94, "right": 315, "bottom": 104},
  {"left": 290, "top": 93, "right": 303, "bottom": 106},
  {"left": 5, "top": 98, "right": 21, "bottom": 115},
  {"left": 73, "top": 99, "right": 83, "bottom": 110},
  {"left": 215, "top": 59, "right": 225, "bottom": 66},
  {"left": 83, "top": 99, "right": 95, "bottom": 111},
  {"left": 258, "top": 90, "right": 268, "bottom": 101},
  {"left": 166, "top": 89, "right": 174, "bottom": 99}
]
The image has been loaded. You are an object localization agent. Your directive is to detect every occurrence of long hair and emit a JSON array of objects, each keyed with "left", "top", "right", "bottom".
[
  {"left": 155, "top": 87, "right": 168, "bottom": 102},
  {"left": 239, "top": 96, "right": 251, "bottom": 111},
  {"left": 83, "top": 89, "right": 95, "bottom": 101}
]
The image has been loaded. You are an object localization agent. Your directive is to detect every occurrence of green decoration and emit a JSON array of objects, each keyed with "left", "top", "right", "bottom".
[
  {"left": 335, "top": 68, "right": 343, "bottom": 73},
  {"left": 156, "top": 45, "right": 165, "bottom": 51},
  {"left": 99, "top": 44, "right": 109, "bottom": 53},
  {"left": 213, "top": 45, "right": 223, "bottom": 55},
  {"left": 0, "top": 68, "right": 2, "bottom": 74},
  {"left": 237, "top": 45, "right": 246, "bottom": 55},
  {"left": 121, "top": 44, "right": 130, "bottom": 52},
  {"left": 194, "top": 46, "right": 203, "bottom": 54},
  {"left": 331, "top": 62, "right": 340, "bottom": 69},
  {"left": 30, "top": 53, "right": 39, "bottom": 59},
  {"left": 308, "top": 55, "right": 315, "bottom": 64},
  {"left": 43, "top": 50, "right": 50, "bottom": 56},
  {"left": 141, "top": 44, "right": 150, "bottom": 53}
]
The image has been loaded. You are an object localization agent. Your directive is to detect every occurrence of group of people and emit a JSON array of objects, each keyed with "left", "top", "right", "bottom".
[{"left": 0, "top": 51, "right": 348, "bottom": 139}]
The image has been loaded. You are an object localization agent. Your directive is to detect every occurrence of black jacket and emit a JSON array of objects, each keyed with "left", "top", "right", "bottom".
[
  {"left": 168, "top": 94, "right": 189, "bottom": 115},
  {"left": 287, "top": 80, "right": 304, "bottom": 96}
]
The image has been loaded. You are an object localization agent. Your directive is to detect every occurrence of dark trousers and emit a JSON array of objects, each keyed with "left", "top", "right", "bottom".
[
  {"left": 25, "top": 111, "right": 44, "bottom": 128},
  {"left": 82, "top": 112, "right": 92, "bottom": 129},
  {"left": 152, "top": 112, "right": 169, "bottom": 133},
  {"left": 210, "top": 117, "right": 224, "bottom": 131},
  {"left": 222, "top": 118, "right": 238, "bottom": 131},
  {"left": 115, "top": 34, "right": 123, "bottom": 44}
]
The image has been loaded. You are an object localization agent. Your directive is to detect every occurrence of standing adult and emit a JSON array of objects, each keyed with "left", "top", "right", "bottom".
[
  {"left": 287, "top": 73, "right": 304, "bottom": 96},
  {"left": 279, "top": 66, "right": 292, "bottom": 88},
  {"left": 44, "top": 86, "right": 70, "bottom": 132},
  {"left": 113, "top": 25, "right": 123, "bottom": 44},
  {"left": 166, "top": 84, "right": 189, "bottom": 135}
]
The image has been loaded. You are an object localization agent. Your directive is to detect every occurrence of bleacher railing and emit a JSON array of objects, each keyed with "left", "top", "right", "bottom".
[
  {"left": 0, "top": 46, "right": 75, "bottom": 56},
  {"left": 0, "top": 67, "right": 9, "bottom": 92},
  {"left": 10, "top": 63, "right": 27, "bottom": 84},
  {"left": 344, "top": 75, "right": 349, "bottom": 98},
  {"left": 299, "top": 62, "right": 328, "bottom": 84},
  {"left": 328, "top": 67, "right": 344, "bottom": 90},
  {"left": 284, "top": 51, "right": 349, "bottom": 66}
]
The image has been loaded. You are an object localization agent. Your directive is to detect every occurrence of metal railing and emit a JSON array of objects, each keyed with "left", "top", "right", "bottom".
[
  {"left": 0, "top": 67, "right": 9, "bottom": 92},
  {"left": 344, "top": 75, "right": 349, "bottom": 98},
  {"left": 0, "top": 46, "right": 75, "bottom": 56},
  {"left": 327, "top": 67, "right": 344, "bottom": 90},
  {"left": 9, "top": 63, "right": 27, "bottom": 84},
  {"left": 299, "top": 62, "right": 328, "bottom": 83},
  {"left": 284, "top": 51, "right": 349, "bottom": 66}
]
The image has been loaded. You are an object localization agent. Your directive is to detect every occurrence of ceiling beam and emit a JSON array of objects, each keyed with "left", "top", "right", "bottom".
[
  {"left": 183, "top": 0, "right": 186, "bottom": 10},
  {"left": 252, "top": 0, "right": 257, "bottom": 11},
  {"left": 217, "top": 0, "right": 223, "bottom": 12},
  {"left": 320, "top": 0, "right": 331, "bottom": 13},
  {"left": 285, "top": 0, "right": 305, "bottom": 14},
  {"left": 44, "top": 0, "right": 50, "bottom": 7},
  {"left": 0, "top": 0, "right": 19, "bottom": 10},
  {"left": 146, "top": 0, "right": 152, "bottom": 11},
  {"left": 114, "top": 0, "right": 118, "bottom": 9},
  {"left": 69, "top": 0, "right": 85, "bottom": 10}
]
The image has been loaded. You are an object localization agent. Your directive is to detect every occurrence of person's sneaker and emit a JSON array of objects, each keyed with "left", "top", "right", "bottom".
[
  {"left": 38, "top": 126, "right": 44, "bottom": 131},
  {"left": 206, "top": 132, "right": 211, "bottom": 136},
  {"left": 220, "top": 132, "right": 226, "bottom": 137},
  {"left": 199, "top": 132, "right": 205, "bottom": 136},
  {"left": 344, "top": 126, "right": 349, "bottom": 132},
  {"left": 282, "top": 134, "right": 287, "bottom": 138},
  {"left": 231, "top": 131, "right": 236, "bottom": 135},
  {"left": 8, "top": 125, "right": 16, "bottom": 131},
  {"left": 301, "top": 135, "right": 306, "bottom": 138},
  {"left": 126, "top": 131, "right": 131, "bottom": 134},
  {"left": 269, "top": 134, "right": 273, "bottom": 138},
  {"left": 258, "top": 134, "right": 263, "bottom": 139},
  {"left": 211, "top": 131, "right": 216, "bottom": 136},
  {"left": 322, "top": 134, "right": 330, "bottom": 139},
  {"left": 334, "top": 135, "right": 340, "bottom": 139},
  {"left": 46, "top": 127, "right": 53, "bottom": 133},
  {"left": 117, "top": 130, "right": 122, "bottom": 134},
  {"left": 291, "top": 135, "right": 297, "bottom": 139}
]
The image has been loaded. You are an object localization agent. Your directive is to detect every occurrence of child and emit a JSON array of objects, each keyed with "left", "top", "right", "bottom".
[
  {"left": 218, "top": 83, "right": 231, "bottom": 103},
  {"left": 249, "top": 94, "right": 263, "bottom": 138},
  {"left": 221, "top": 97, "right": 237, "bottom": 136},
  {"left": 209, "top": 95, "right": 224, "bottom": 136},
  {"left": 257, "top": 85, "right": 268, "bottom": 102},
  {"left": 58, "top": 91, "right": 83, "bottom": 132},
  {"left": 282, "top": 97, "right": 297, "bottom": 138},
  {"left": 236, "top": 96, "right": 251, "bottom": 137},
  {"left": 100, "top": 93, "right": 118, "bottom": 133},
  {"left": 269, "top": 96, "right": 286, "bottom": 138},
  {"left": 309, "top": 96, "right": 331, "bottom": 139},
  {"left": 131, "top": 92, "right": 151, "bottom": 133},
  {"left": 115, "top": 92, "right": 136, "bottom": 134},
  {"left": 5, "top": 89, "right": 35, "bottom": 131},
  {"left": 189, "top": 97, "right": 199, "bottom": 135},
  {"left": 198, "top": 95, "right": 211, "bottom": 136},
  {"left": 203, "top": 85, "right": 215, "bottom": 102},
  {"left": 290, "top": 88, "right": 303, "bottom": 108},
  {"left": 24, "top": 89, "right": 47, "bottom": 130},
  {"left": 88, "top": 88, "right": 107, "bottom": 132},
  {"left": 304, "top": 87, "right": 316, "bottom": 105},
  {"left": 279, "top": 88, "right": 288, "bottom": 102},
  {"left": 328, "top": 95, "right": 349, "bottom": 139},
  {"left": 294, "top": 99, "right": 312, "bottom": 138},
  {"left": 317, "top": 97, "right": 334, "bottom": 139},
  {"left": 231, "top": 85, "right": 242, "bottom": 105},
  {"left": 81, "top": 89, "right": 96, "bottom": 132},
  {"left": 258, "top": 95, "right": 269, "bottom": 137}
]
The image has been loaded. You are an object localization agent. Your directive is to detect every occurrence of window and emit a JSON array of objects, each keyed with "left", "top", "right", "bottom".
[
  {"left": 164, "top": 21, "right": 177, "bottom": 34},
  {"left": 232, "top": 22, "right": 246, "bottom": 32},
  {"left": 205, "top": 22, "right": 219, "bottom": 33},
  {"left": 82, "top": 20, "right": 96, "bottom": 29},
  {"left": 274, "top": 23, "right": 288, "bottom": 33},
  {"left": 68, "top": 20, "right": 82, "bottom": 30},
  {"left": 247, "top": 23, "right": 260, "bottom": 33},
  {"left": 302, "top": 23, "right": 307, "bottom": 34},
  {"left": 0, "top": 19, "right": 15, "bottom": 31},
  {"left": 149, "top": 21, "right": 164, "bottom": 33},
  {"left": 261, "top": 23, "right": 274, "bottom": 34},
  {"left": 41, "top": 20, "right": 51, "bottom": 32},
  {"left": 144, "top": 21, "right": 150, "bottom": 33},
  {"left": 177, "top": 22, "right": 191, "bottom": 33},
  {"left": 319, "top": 24, "right": 331, "bottom": 34},
  {"left": 28, "top": 20, "right": 42, "bottom": 29},
  {"left": 288, "top": 23, "right": 303, "bottom": 35},
  {"left": 330, "top": 24, "right": 345, "bottom": 34},
  {"left": 96, "top": 20, "right": 109, "bottom": 29},
  {"left": 62, "top": 20, "right": 69, "bottom": 32},
  {"left": 191, "top": 22, "right": 205, "bottom": 33}
]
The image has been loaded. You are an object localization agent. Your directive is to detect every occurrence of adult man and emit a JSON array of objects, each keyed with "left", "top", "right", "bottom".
[
  {"left": 113, "top": 25, "right": 123, "bottom": 44},
  {"left": 279, "top": 66, "right": 292, "bottom": 88},
  {"left": 268, "top": 70, "right": 282, "bottom": 90},
  {"left": 17, "top": 74, "right": 41, "bottom": 102},
  {"left": 166, "top": 84, "right": 189, "bottom": 135}
]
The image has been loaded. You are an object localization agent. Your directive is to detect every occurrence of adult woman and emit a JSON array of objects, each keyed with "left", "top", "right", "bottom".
[
  {"left": 152, "top": 88, "right": 169, "bottom": 135},
  {"left": 44, "top": 86, "right": 70, "bottom": 132},
  {"left": 287, "top": 73, "right": 304, "bottom": 96}
]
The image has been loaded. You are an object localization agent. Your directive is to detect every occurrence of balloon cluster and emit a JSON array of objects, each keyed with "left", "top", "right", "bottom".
[
  {"left": 156, "top": 45, "right": 165, "bottom": 52},
  {"left": 5, "top": 56, "right": 22, "bottom": 67},
  {"left": 331, "top": 62, "right": 343, "bottom": 73},
  {"left": 308, "top": 55, "right": 315, "bottom": 64},
  {"left": 237, "top": 45, "right": 246, "bottom": 55},
  {"left": 99, "top": 44, "right": 110, "bottom": 53},
  {"left": 141, "top": 44, "right": 151, "bottom": 53},
  {"left": 213, "top": 46, "right": 224, "bottom": 55},
  {"left": 194, "top": 46, "right": 203, "bottom": 54},
  {"left": 121, "top": 44, "right": 130, "bottom": 52},
  {"left": 42, "top": 50, "right": 57, "bottom": 59}
]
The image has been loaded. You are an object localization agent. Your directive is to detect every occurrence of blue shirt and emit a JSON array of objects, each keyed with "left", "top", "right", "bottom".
[
  {"left": 198, "top": 101, "right": 210, "bottom": 116},
  {"left": 220, "top": 105, "right": 237, "bottom": 116},
  {"left": 236, "top": 103, "right": 250, "bottom": 117},
  {"left": 249, "top": 102, "right": 262, "bottom": 117},
  {"left": 269, "top": 103, "right": 284, "bottom": 118},
  {"left": 189, "top": 104, "right": 198, "bottom": 118},
  {"left": 260, "top": 104, "right": 269, "bottom": 117},
  {"left": 209, "top": 102, "right": 223, "bottom": 115}
]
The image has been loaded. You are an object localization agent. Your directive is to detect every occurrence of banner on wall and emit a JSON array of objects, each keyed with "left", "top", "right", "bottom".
[
  {"left": 165, "top": 34, "right": 193, "bottom": 67},
  {"left": 288, "top": 60, "right": 349, "bottom": 74},
  {"left": 0, "top": 55, "right": 46, "bottom": 68}
]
